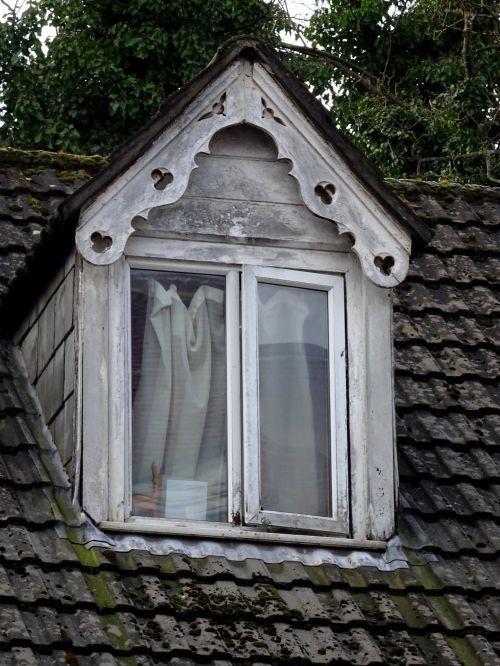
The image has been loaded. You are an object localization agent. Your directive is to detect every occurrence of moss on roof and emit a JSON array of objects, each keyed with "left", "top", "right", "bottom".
[{"left": 0, "top": 147, "right": 107, "bottom": 174}]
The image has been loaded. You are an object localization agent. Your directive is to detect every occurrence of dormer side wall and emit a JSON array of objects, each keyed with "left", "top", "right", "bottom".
[{"left": 16, "top": 252, "right": 77, "bottom": 482}]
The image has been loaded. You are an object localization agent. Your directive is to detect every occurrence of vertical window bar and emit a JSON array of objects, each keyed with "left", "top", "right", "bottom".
[
  {"left": 329, "top": 276, "right": 348, "bottom": 524},
  {"left": 242, "top": 266, "right": 260, "bottom": 524},
  {"left": 226, "top": 269, "right": 241, "bottom": 524}
]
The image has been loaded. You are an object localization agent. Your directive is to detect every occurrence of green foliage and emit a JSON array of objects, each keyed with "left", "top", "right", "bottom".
[
  {"left": 0, "top": 0, "right": 288, "bottom": 154},
  {"left": 284, "top": 0, "right": 500, "bottom": 184},
  {"left": 1, "top": 0, "right": 498, "bottom": 183}
]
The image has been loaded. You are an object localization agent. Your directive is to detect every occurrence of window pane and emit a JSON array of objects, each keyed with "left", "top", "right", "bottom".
[
  {"left": 130, "top": 269, "right": 227, "bottom": 522},
  {"left": 258, "top": 282, "right": 331, "bottom": 517}
]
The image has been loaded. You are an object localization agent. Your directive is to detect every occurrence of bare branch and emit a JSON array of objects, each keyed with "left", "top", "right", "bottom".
[
  {"left": 461, "top": 3, "right": 475, "bottom": 80},
  {"left": 0, "top": 0, "right": 27, "bottom": 19},
  {"left": 279, "top": 41, "right": 399, "bottom": 101},
  {"left": 276, "top": 0, "right": 309, "bottom": 47},
  {"left": 0, "top": 0, "right": 15, "bottom": 13},
  {"left": 416, "top": 149, "right": 500, "bottom": 179},
  {"left": 417, "top": 149, "right": 499, "bottom": 163},
  {"left": 486, "top": 152, "right": 500, "bottom": 185},
  {"left": 382, "top": 0, "right": 410, "bottom": 81}
]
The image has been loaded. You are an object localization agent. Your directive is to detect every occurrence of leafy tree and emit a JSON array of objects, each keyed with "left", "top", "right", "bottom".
[
  {"left": 0, "top": 0, "right": 288, "bottom": 154},
  {"left": 2, "top": 0, "right": 499, "bottom": 183},
  {"left": 282, "top": 0, "right": 500, "bottom": 183}
]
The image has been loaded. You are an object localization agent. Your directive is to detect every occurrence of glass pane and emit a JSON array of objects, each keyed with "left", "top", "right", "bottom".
[
  {"left": 258, "top": 282, "right": 331, "bottom": 517},
  {"left": 130, "top": 269, "right": 227, "bottom": 522}
]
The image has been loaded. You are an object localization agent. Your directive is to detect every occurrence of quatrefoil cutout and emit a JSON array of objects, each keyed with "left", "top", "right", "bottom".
[
  {"left": 90, "top": 231, "right": 113, "bottom": 253},
  {"left": 374, "top": 254, "right": 395, "bottom": 276},
  {"left": 314, "top": 181, "right": 336, "bottom": 205},
  {"left": 151, "top": 168, "right": 174, "bottom": 191}
]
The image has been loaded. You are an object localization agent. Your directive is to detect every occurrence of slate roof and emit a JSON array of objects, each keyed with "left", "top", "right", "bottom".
[
  {"left": 0, "top": 149, "right": 499, "bottom": 664},
  {"left": 0, "top": 149, "right": 106, "bottom": 331}
]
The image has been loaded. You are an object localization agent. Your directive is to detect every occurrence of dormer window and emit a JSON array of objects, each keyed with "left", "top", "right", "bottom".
[
  {"left": 75, "top": 43, "right": 427, "bottom": 545},
  {"left": 129, "top": 263, "right": 347, "bottom": 534}
]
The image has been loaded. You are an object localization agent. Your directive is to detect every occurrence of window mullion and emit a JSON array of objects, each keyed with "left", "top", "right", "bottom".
[
  {"left": 109, "top": 258, "right": 130, "bottom": 523},
  {"left": 226, "top": 269, "right": 242, "bottom": 524},
  {"left": 328, "top": 278, "right": 348, "bottom": 526},
  {"left": 242, "top": 266, "right": 261, "bottom": 525}
]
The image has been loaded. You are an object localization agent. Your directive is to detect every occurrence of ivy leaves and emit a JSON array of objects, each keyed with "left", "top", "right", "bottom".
[
  {"left": 1, "top": 0, "right": 498, "bottom": 183},
  {"left": 0, "top": 0, "right": 288, "bottom": 154},
  {"left": 284, "top": 0, "right": 500, "bottom": 184}
]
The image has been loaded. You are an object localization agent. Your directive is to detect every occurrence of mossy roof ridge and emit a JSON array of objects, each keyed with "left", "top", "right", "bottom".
[
  {"left": 0, "top": 147, "right": 496, "bottom": 198},
  {"left": 386, "top": 178, "right": 500, "bottom": 200},
  {"left": 0, "top": 147, "right": 108, "bottom": 174}
]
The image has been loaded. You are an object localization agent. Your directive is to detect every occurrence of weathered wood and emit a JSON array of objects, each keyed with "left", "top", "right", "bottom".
[
  {"left": 16, "top": 256, "right": 76, "bottom": 480},
  {"left": 16, "top": 258, "right": 71, "bottom": 345},
  {"left": 35, "top": 360, "right": 52, "bottom": 424},
  {"left": 20, "top": 320, "right": 38, "bottom": 383},
  {"left": 77, "top": 60, "right": 401, "bottom": 542},
  {"left": 34, "top": 262, "right": 65, "bottom": 321},
  {"left": 63, "top": 329, "right": 75, "bottom": 401},
  {"left": 126, "top": 237, "right": 352, "bottom": 272},
  {"left": 346, "top": 258, "right": 396, "bottom": 540},
  {"left": 138, "top": 198, "right": 350, "bottom": 251},
  {"left": 63, "top": 251, "right": 75, "bottom": 278},
  {"left": 187, "top": 154, "right": 301, "bottom": 205},
  {"left": 76, "top": 58, "right": 412, "bottom": 287},
  {"left": 37, "top": 296, "right": 55, "bottom": 375},
  {"left": 101, "top": 518, "right": 385, "bottom": 549},
  {"left": 36, "top": 342, "right": 64, "bottom": 424},
  {"left": 49, "top": 393, "right": 75, "bottom": 474},
  {"left": 107, "top": 258, "right": 131, "bottom": 523},
  {"left": 134, "top": 125, "right": 350, "bottom": 250},
  {"left": 54, "top": 269, "right": 74, "bottom": 349},
  {"left": 49, "top": 410, "right": 62, "bottom": 460},
  {"left": 365, "top": 282, "right": 396, "bottom": 539},
  {"left": 81, "top": 260, "right": 111, "bottom": 523},
  {"left": 62, "top": 393, "right": 75, "bottom": 480}
]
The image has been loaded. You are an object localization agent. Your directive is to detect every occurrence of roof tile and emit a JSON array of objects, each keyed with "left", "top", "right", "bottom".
[
  {"left": 399, "top": 443, "right": 500, "bottom": 482},
  {"left": 396, "top": 344, "right": 500, "bottom": 379},
  {"left": 429, "top": 224, "right": 500, "bottom": 254},
  {"left": 395, "top": 376, "right": 500, "bottom": 412},
  {"left": 400, "top": 481, "right": 500, "bottom": 517},
  {"left": 394, "top": 312, "right": 500, "bottom": 347},
  {"left": 397, "top": 411, "right": 500, "bottom": 446}
]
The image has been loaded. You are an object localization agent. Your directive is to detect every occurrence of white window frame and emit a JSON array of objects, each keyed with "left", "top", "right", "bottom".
[
  {"left": 127, "top": 259, "right": 242, "bottom": 526},
  {"left": 243, "top": 266, "right": 348, "bottom": 534},
  {"left": 79, "top": 236, "right": 396, "bottom": 546}
]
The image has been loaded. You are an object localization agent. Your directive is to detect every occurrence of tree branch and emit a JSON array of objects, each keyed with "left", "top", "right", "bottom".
[
  {"left": 415, "top": 148, "right": 500, "bottom": 180},
  {"left": 279, "top": 41, "right": 398, "bottom": 101},
  {"left": 0, "top": 0, "right": 14, "bottom": 13},
  {"left": 382, "top": 0, "right": 409, "bottom": 81},
  {"left": 461, "top": 4, "right": 475, "bottom": 80},
  {"left": 486, "top": 152, "right": 500, "bottom": 185},
  {"left": 416, "top": 149, "right": 499, "bottom": 163}
]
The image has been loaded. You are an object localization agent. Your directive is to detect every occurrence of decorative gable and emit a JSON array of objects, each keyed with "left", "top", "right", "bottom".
[{"left": 76, "top": 48, "right": 417, "bottom": 288}]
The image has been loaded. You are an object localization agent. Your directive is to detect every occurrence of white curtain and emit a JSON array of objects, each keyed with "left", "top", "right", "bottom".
[
  {"left": 132, "top": 279, "right": 226, "bottom": 520},
  {"left": 258, "top": 284, "right": 330, "bottom": 517}
]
